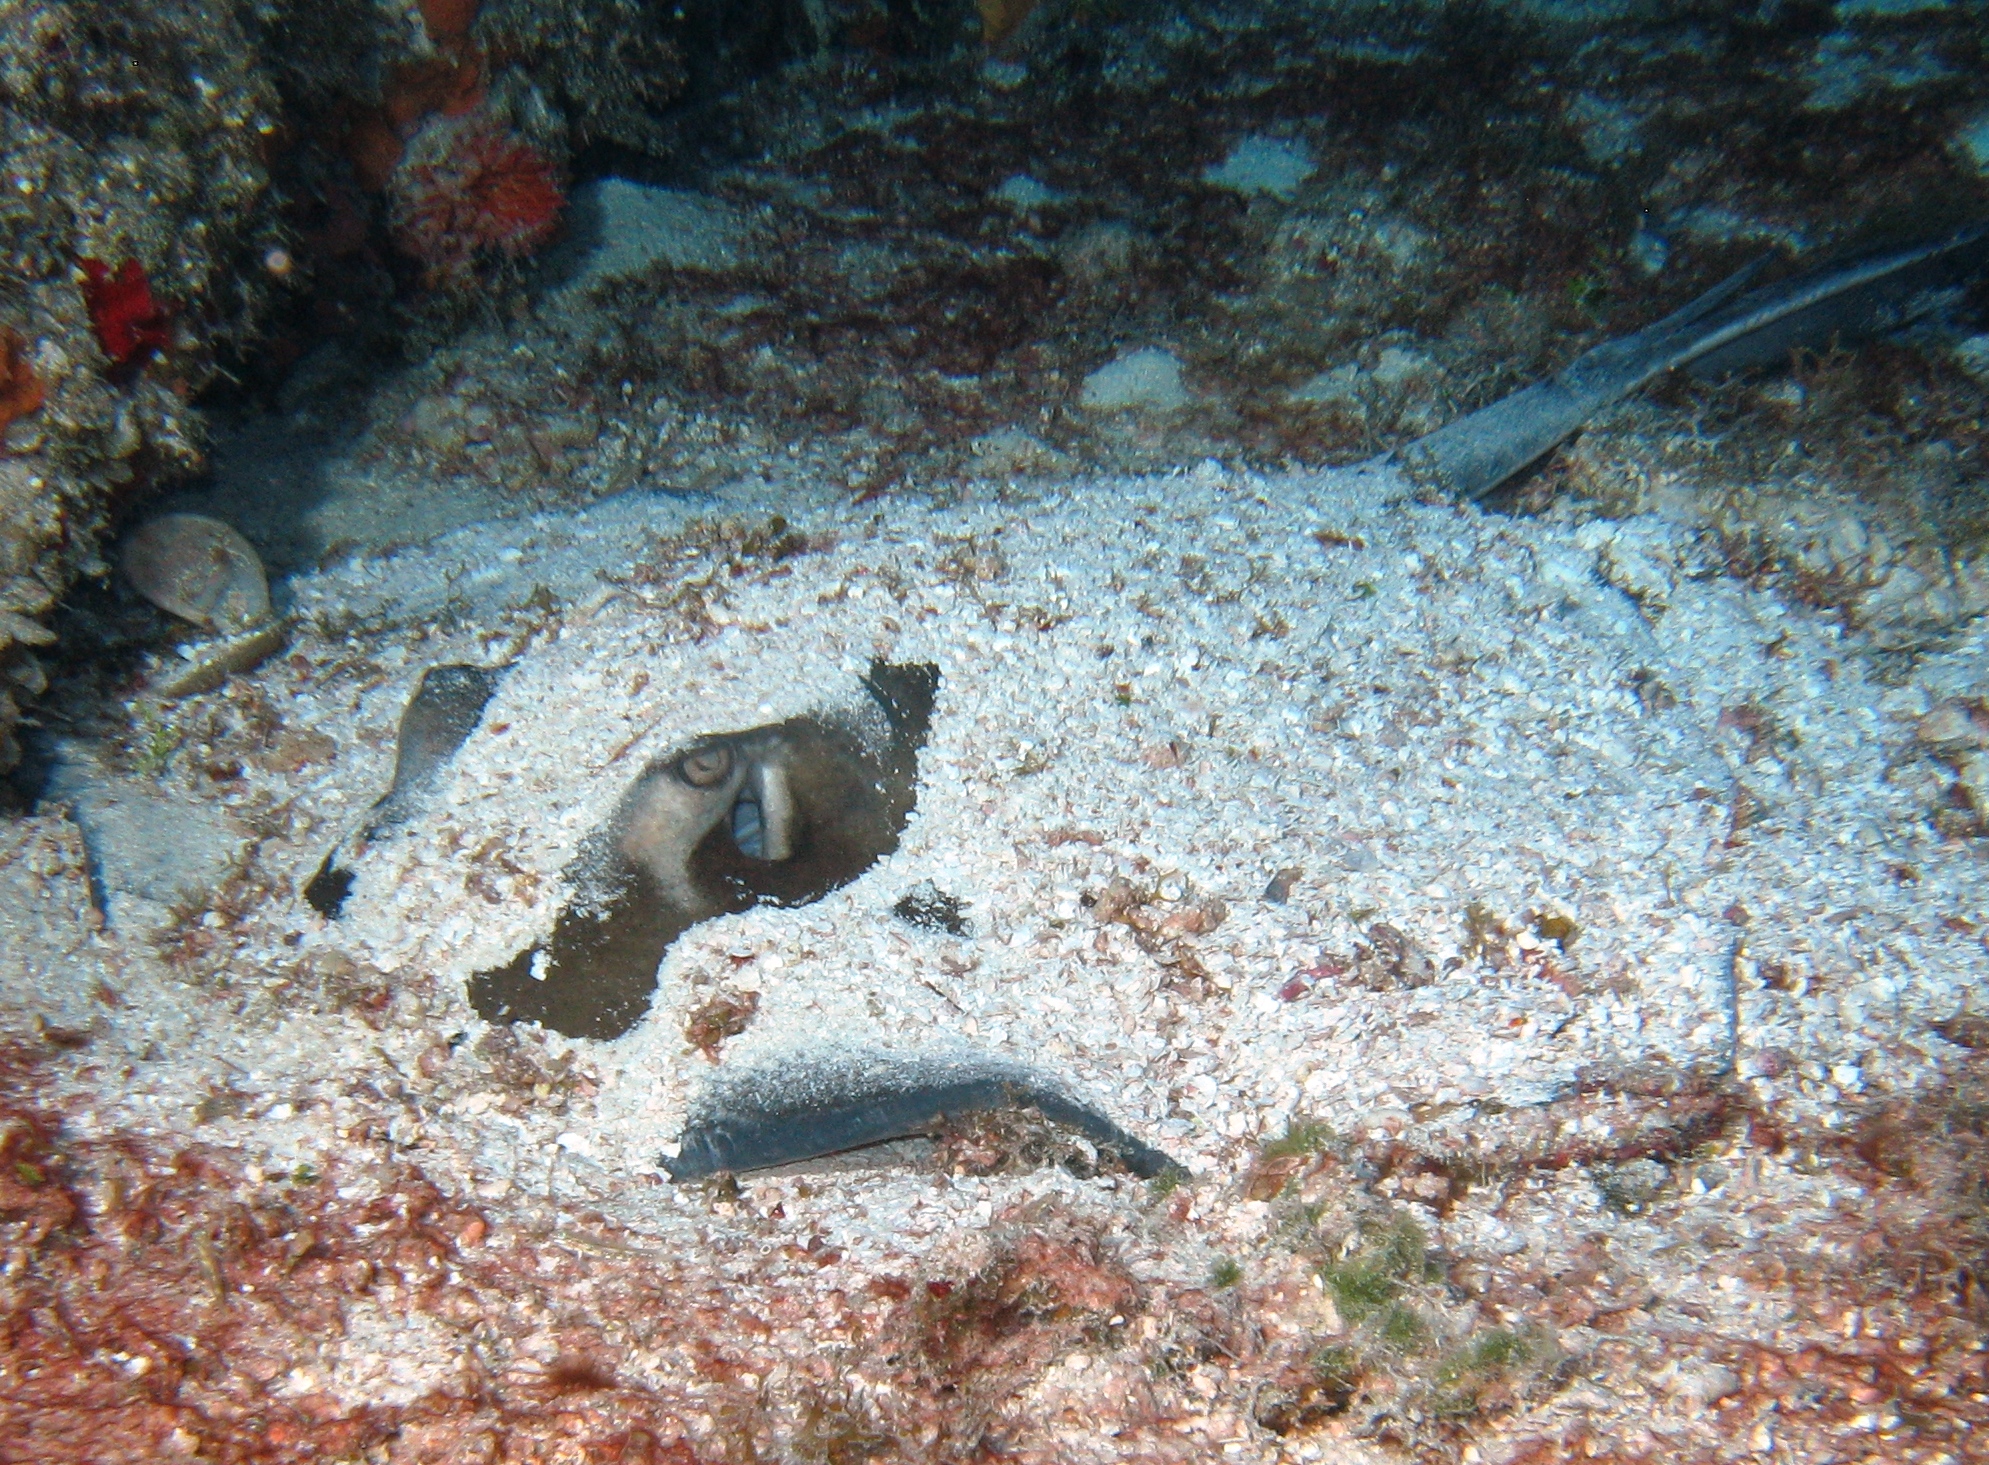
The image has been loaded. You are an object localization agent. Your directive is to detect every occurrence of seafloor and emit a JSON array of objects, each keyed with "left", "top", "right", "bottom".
[{"left": 3, "top": 2, "right": 1989, "bottom": 1462}]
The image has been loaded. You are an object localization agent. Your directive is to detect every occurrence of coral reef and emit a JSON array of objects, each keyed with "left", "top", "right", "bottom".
[
  {"left": 15, "top": 0, "right": 1984, "bottom": 763},
  {"left": 477, "top": 0, "right": 688, "bottom": 156},
  {"left": 0, "top": 0, "right": 1009, "bottom": 764},
  {"left": 0, "top": 0, "right": 666, "bottom": 770},
  {"left": 0, "top": 0, "right": 288, "bottom": 770}
]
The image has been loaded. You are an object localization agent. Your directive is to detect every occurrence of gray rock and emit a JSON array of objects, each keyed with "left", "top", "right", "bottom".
[
  {"left": 1202, "top": 136, "right": 1313, "bottom": 200},
  {"left": 1955, "top": 111, "right": 1989, "bottom": 176},
  {"left": 550, "top": 180, "right": 749, "bottom": 291},
  {"left": 45, "top": 743, "right": 246, "bottom": 922},
  {"left": 1081, "top": 348, "right": 1189, "bottom": 413},
  {"left": 991, "top": 174, "right": 1062, "bottom": 210}
]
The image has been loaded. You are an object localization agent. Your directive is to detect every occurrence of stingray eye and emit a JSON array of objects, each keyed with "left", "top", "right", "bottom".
[{"left": 678, "top": 746, "right": 733, "bottom": 788}]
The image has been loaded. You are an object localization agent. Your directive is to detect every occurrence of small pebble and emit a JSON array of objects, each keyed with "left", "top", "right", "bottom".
[{"left": 1263, "top": 867, "right": 1302, "bottom": 903}]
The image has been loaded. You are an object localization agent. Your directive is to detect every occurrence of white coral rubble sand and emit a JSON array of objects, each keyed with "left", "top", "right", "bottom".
[{"left": 4, "top": 456, "right": 1985, "bottom": 1452}]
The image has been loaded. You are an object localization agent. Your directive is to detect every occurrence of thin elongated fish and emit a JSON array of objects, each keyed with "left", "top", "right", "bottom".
[
  {"left": 1399, "top": 219, "right": 1989, "bottom": 501},
  {"left": 667, "top": 1048, "right": 1178, "bottom": 1181}
]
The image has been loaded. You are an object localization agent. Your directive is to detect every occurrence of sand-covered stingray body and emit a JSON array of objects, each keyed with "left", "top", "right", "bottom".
[
  {"left": 468, "top": 659, "right": 937, "bottom": 1041},
  {"left": 667, "top": 1047, "right": 1177, "bottom": 1182}
]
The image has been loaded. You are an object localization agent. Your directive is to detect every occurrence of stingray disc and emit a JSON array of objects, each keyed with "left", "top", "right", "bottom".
[{"left": 122, "top": 514, "right": 271, "bottom": 633}]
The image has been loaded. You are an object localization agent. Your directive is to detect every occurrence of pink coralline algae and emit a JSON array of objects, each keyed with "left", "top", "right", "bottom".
[{"left": 388, "top": 111, "right": 564, "bottom": 287}]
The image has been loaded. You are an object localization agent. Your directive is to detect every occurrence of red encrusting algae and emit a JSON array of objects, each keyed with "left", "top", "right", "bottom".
[
  {"left": 341, "top": 0, "right": 486, "bottom": 192},
  {"left": 418, "top": 0, "right": 478, "bottom": 46},
  {"left": 0, "top": 326, "right": 43, "bottom": 440},
  {"left": 0, "top": 1041, "right": 713, "bottom": 1463},
  {"left": 389, "top": 110, "right": 564, "bottom": 287},
  {"left": 78, "top": 258, "right": 173, "bottom": 378}
]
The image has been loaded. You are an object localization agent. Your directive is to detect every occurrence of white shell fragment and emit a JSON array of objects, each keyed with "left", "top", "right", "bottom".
[{"left": 122, "top": 512, "right": 272, "bottom": 634}]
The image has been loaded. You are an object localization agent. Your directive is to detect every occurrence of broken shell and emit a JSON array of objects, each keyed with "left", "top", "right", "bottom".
[
  {"left": 122, "top": 514, "right": 271, "bottom": 634},
  {"left": 149, "top": 622, "right": 287, "bottom": 699}
]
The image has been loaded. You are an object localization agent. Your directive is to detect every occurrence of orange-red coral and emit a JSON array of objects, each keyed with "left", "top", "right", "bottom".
[
  {"left": 389, "top": 111, "right": 563, "bottom": 286},
  {"left": 342, "top": 39, "right": 485, "bottom": 191},
  {"left": 383, "top": 48, "right": 486, "bottom": 130},
  {"left": 0, "top": 327, "right": 43, "bottom": 441},
  {"left": 420, "top": 0, "right": 478, "bottom": 44}
]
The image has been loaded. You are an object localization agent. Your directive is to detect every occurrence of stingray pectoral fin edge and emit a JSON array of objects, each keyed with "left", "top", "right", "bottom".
[
  {"left": 665, "top": 1057, "right": 1178, "bottom": 1182},
  {"left": 1395, "top": 253, "right": 1775, "bottom": 500},
  {"left": 1399, "top": 219, "right": 1989, "bottom": 501},
  {"left": 303, "top": 662, "right": 511, "bottom": 920}
]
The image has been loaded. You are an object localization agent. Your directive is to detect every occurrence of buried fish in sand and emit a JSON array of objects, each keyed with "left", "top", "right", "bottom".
[{"left": 468, "top": 659, "right": 937, "bottom": 1040}]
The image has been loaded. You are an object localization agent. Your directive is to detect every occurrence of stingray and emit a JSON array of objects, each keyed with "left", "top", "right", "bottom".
[
  {"left": 666, "top": 1047, "right": 1177, "bottom": 1181},
  {"left": 304, "top": 662, "right": 510, "bottom": 918},
  {"left": 1398, "top": 218, "right": 1989, "bottom": 501},
  {"left": 467, "top": 659, "right": 938, "bottom": 1041}
]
